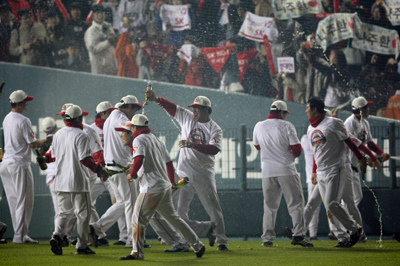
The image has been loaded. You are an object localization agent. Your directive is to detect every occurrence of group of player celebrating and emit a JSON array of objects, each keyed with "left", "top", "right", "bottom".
[{"left": 0, "top": 84, "right": 390, "bottom": 260}]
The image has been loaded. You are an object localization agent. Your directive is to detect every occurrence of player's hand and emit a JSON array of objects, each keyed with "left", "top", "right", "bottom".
[
  {"left": 145, "top": 86, "right": 159, "bottom": 103},
  {"left": 311, "top": 173, "right": 318, "bottom": 185},
  {"left": 179, "top": 140, "right": 194, "bottom": 149},
  {"left": 381, "top": 153, "right": 390, "bottom": 162},
  {"left": 98, "top": 168, "right": 109, "bottom": 182},
  {"left": 127, "top": 173, "right": 137, "bottom": 182},
  {"left": 372, "top": 159, "right": 382, "bottom": 172}
]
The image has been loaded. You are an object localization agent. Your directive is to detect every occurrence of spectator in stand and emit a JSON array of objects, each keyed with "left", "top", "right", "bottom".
[
  {"left": 6, "top": 0, "right": 33, "bottom": 23},
  {"left": 115, "top": 31, "right": 139, "bottom": 78},
  {"left": 369, "top": 2, "right": 392, "bottom": 29},
  {"left": 385, "top": 89, "right": 400, "bottom": 120},
  {"left": 321, "top": 0, "right": 334, "bottom": 13},
  {"left": 46, "top": 10, "right": 68, "bottom": 69},
  {"left": 156, "top": 45, "right": 185, "bottom": 84},
  {"left": 9, "top": 8, "right": 48, "bottom": 66},
  {"left": 102, "top": 0, "right": 120, "bottom": 32},
  {"left": 0, "top": 4, "right": 14, "bottom": 62},
  {"left": 63, "top": 0, "right": 92, "bottom": 20},
  {"left": 194, "top": 0, "right": 220, "bottom": 47},
  {"left": 65, "top": 2, "right": 89, "bottom": 70},
  {"left": 243, "top": 53, "right": 272, "bottom": 97},
  {"left": 253, "top": 0, "right": 273, "bottom": 17},
  {"left": 220, "top": 38, "right": 243, "bottom": 92},
  {"left": 84, "top": 4, "right": 118, "bottom": 75},
  {"left": 33, "top": 1, "right": 48, "bottom": 25},
  {"left": 114, "top": 0, "right": 149, "bottom": 35},
  {"left": 60, "top": 40, "right": 89, "bottom": 72},
  {"left": 136, "top": 35, "right": 153, "bottom": 80}
]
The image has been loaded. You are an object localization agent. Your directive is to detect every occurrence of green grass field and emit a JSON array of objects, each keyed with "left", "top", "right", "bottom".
[{"left": 1, "top": 238, "right": 399, "bottom": 266}]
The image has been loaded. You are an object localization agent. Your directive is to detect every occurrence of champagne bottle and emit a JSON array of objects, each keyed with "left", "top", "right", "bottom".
[
  {"left": 0, "top": 148, "right": 3, "bottom": 162},
  {"left": 145, "top": 81, "right": 152, "bottom": 105},
  {"left": 173, "top": 177, "right": 189, "bottom": 189},
  {"left": 35, "top": 149, "right": 47, "bottom": 170}
]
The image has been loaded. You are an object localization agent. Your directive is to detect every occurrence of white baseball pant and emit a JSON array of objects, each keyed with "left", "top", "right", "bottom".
[
  {"left": 131, "top": 188, "right": 203, "bottom": 259},
  {"left": 90, "top": 178, "right": 128, "bottom": 242},
  {"left": 0, "top": 163, "right": 34, "bottom": 243},
  {"left": 307, "top": 182, "right": 320, "bottom": 238},
  {"left": 317, "top": 165, "right": 361, "bottom": 234},
  {"left": 53, "top": 192, "right": 91, "bottom": 249},
  {"left": 261, "top": 174, "right": 305, "bottom": 242},
  {"left": 177, "top": 171, "right": 228, "bottom": 245},
  {"left": 351, "top": 169, "right": 363, "bottom": 206}
]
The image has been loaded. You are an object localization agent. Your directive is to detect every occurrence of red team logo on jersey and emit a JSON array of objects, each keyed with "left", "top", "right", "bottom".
[
  {"left": 311, "top": 130, "right": 326, "bottom": 150},
  {"left": 188, "top": 128, "right": 206, "bottom": 144}
]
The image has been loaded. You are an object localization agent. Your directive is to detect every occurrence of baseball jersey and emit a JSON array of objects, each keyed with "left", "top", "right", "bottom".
[
  {"left": 45, "top": 145, "right": 56, "bottom": 185},
  {"left": 174, "top": 106, "right": 222, "bottom": 177},
  {"left": 307, "top": 117, "right": 349, "bottom": 173},
  {"left": 344, "top": 114, "right": 373, "bottom": 166},
  {"left": 83, "top": 123, "right": 103, "bottom": 180},
  {"left": 132, "top": 133, "right": 172, "bottom": 193},
  {"left": 253, "top": 119, "right": 299, "bottom": 178},
  {"left": 2, "top": 112, "right": 37, "bottom": 166},
  {"left": 301, "top": 134, "right": 313, "bottom": 183},
  {"left": 52, "top": 126, "right": 91, "bottom": 192},
  {"left": 103, "top": 110, "right": 132, "bottom": 168},
  {"left": 90, "top": 122, "right": 104, "bottom": 146}
]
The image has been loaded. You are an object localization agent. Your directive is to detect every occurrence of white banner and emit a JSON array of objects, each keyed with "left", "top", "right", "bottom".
[
  {"left": 352, "top": 23, "right": 400, "bottom": 57},
  {"left": 273, "top": 0, "right": 324, "bottom": 20},
  {"left": 177, "top": 44, "right": 200, "bottom": 65},
  {"left": 384, "top": 0, "right": 400, "bottom": 26},
  {"left": 160, "top": 4, "right": 191, "bottom": 32},
  {"left": 316, "top": 13, "right": 362, "bottom": 50},
  {"left": 238, "top": 12, "right": 279, "bottom": 43},
  {"left": 277, "top": 57, "right": 295, "bottom": 73}
]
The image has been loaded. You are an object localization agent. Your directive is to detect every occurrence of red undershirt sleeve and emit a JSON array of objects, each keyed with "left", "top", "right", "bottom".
[
  {"left": 367, "top": 141, "right": 383, "bottom": 156},
  {"left": 130, "top": 155, "right": 144, "bottom": 177},
  {"left": 344, "top": 138, "right": 363, "bottom": 160},
  {"left": 44, "top": 151, "right": 55, "bottom": 163},
  {"left": 158, "top": 97, "right": 177, "bottom": 117},
  {"left": 92, "top": 150, "right": 105, "bottom": 167},
  {"left": 80, "top": 156, "right": 103, "bottom": 173},
  {"left": 313, "top": 157, "right": 317, "bottom": 173},
  {"left": 290, "top": 144, "right": 302, "bottom": 158},
  {"left": 166, "top": 161, "right": 175, "bottom": 184},
  {"left": 193, "top": 144, "right": 220, "bottom": 155},
  {"left": 254, "top": 145, "right": 260, "bottom": 150},
  {"left": 358, "top": 143, "right": 377, "bottom": 161}
]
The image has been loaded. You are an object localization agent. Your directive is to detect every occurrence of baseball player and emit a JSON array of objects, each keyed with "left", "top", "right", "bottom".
[
  {"left": 119, "top": 114, "right": 206, "bottom": 260},
  {"left": 54, "top": 103, "right": 109, "bottom": 246},
  {"left": 49, "top": 105, "right": 109, "bottom": 255},
  {"left": 90, "top": 97, "right": 193, "bottom": 252},
  {"left": 306, "top": 97, "right": 366, "bottom": 247},
  {"left": 145, "top": 88, "right": 227, "bottom": 250},
  {"left": 344, "top": 96, "right": 389, "bottom": 242},
  {"left": 0, "top": 90, "right": 52, "bottom": 244},
  {"left": 90, "top": 101, "right": 128, "bottom": 245},
  {"left": 253, "top": 100, "right": 312, "bottom": 248}
]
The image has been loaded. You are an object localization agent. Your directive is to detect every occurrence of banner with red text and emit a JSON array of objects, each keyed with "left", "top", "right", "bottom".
[
  {"left": 160, "top": 4, "right": 191, "bottom": 31},
  {"left": 200, "top": 46, "right": 233, "bottom": 73},
  {"left": 238, "top": 12, "right": 278, "bottom": 43}
]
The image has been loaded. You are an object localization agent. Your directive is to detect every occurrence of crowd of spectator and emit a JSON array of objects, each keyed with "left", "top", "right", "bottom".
[{"left": 0, "top": 0, "right": 399, "bottom": 119}]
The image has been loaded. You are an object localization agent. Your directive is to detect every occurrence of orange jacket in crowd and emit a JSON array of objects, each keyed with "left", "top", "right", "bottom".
[
  {"left": 385, "top": 90, "right": 400, "bottom": 120},
  {"left": 115, "top": 32, "right": 138, "bottom": 78}
]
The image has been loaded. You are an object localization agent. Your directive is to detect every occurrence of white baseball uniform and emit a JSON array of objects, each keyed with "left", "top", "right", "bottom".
[
  {"left": 130, "top": 131, "right": 204, "bottom": 259},
  {"left": 307, "top": 116, "right": 361, "bottom": 234},
  {"left": 344, "top": 114, "right": 373, "bottom": 206},
  {"left": 92, "top": 110, "right": 185, "bottom": 247},
  {"left": 0, "top": 111, "right": 36, "bottom": 243},
  {"left": 253, "top": 117, "right": 305, "bottom": 242},
  {"left": 51, "top": 125, "right": 92, "bottom": 249},
  {"left": 89, "top": 122, "right": 128, "bottom": 243},
  {"left": 168, "top": 104, "right": 228, "bottom": 245}
]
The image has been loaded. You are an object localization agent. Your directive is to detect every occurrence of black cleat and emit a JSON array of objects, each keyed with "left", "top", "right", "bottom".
[
  {"left": 62, "top": 236, "right": 69, "bottom": 247},
  {"left": 165, "top": 244, "right": 190, "bottom": 252},
  {"left": 262, "top": 241, "right": 273, "bottom": 247},
  {"left": 50, "top": 235, "right": 63, "bottom": 255},
  {"left": 207, "top": 226, "right": 216, "bottom": 247},
  {"left": 120, "top": 254, "right": 139, "bottom": 260},
  {"left": 0, "top": 239, "right": 7, "bottom": 244},
  {"left": 335, "top": 241, "right": 352, "bottom": 248},
  {"left": 195, "top": 245, "right": 206, "bottom": 258},
  {"left": 71, "top": 238, "right": 78, "bottom": 245},
  {"left": 89, "top": 225, "right": 99, "bottom": 248},
  {"left": 76, "top": 246, "right": 96, "bottom": 255},
  {"left": 349, "top": 228, "right": 363, "bottom": 247},
  {"left": 113, "top": 240, "right": 126, "bottom": 246},
  {"left": 328, "top": 231, "right": 337, "bottom": 240},
  {"left": 98, "top": 238, "right": 109, "bottom": 246},
  {"left": 284, "top": 227, "right": 293, "bottom": 238},
  {"left": 217, "top": 244, "right": 229, "bottom": 251},
  {"left": 291, "top": 236, "right": 314, "bottom": 248},
  {"left": 144, "top": 243, "right": 152, "bottom": 248}
]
